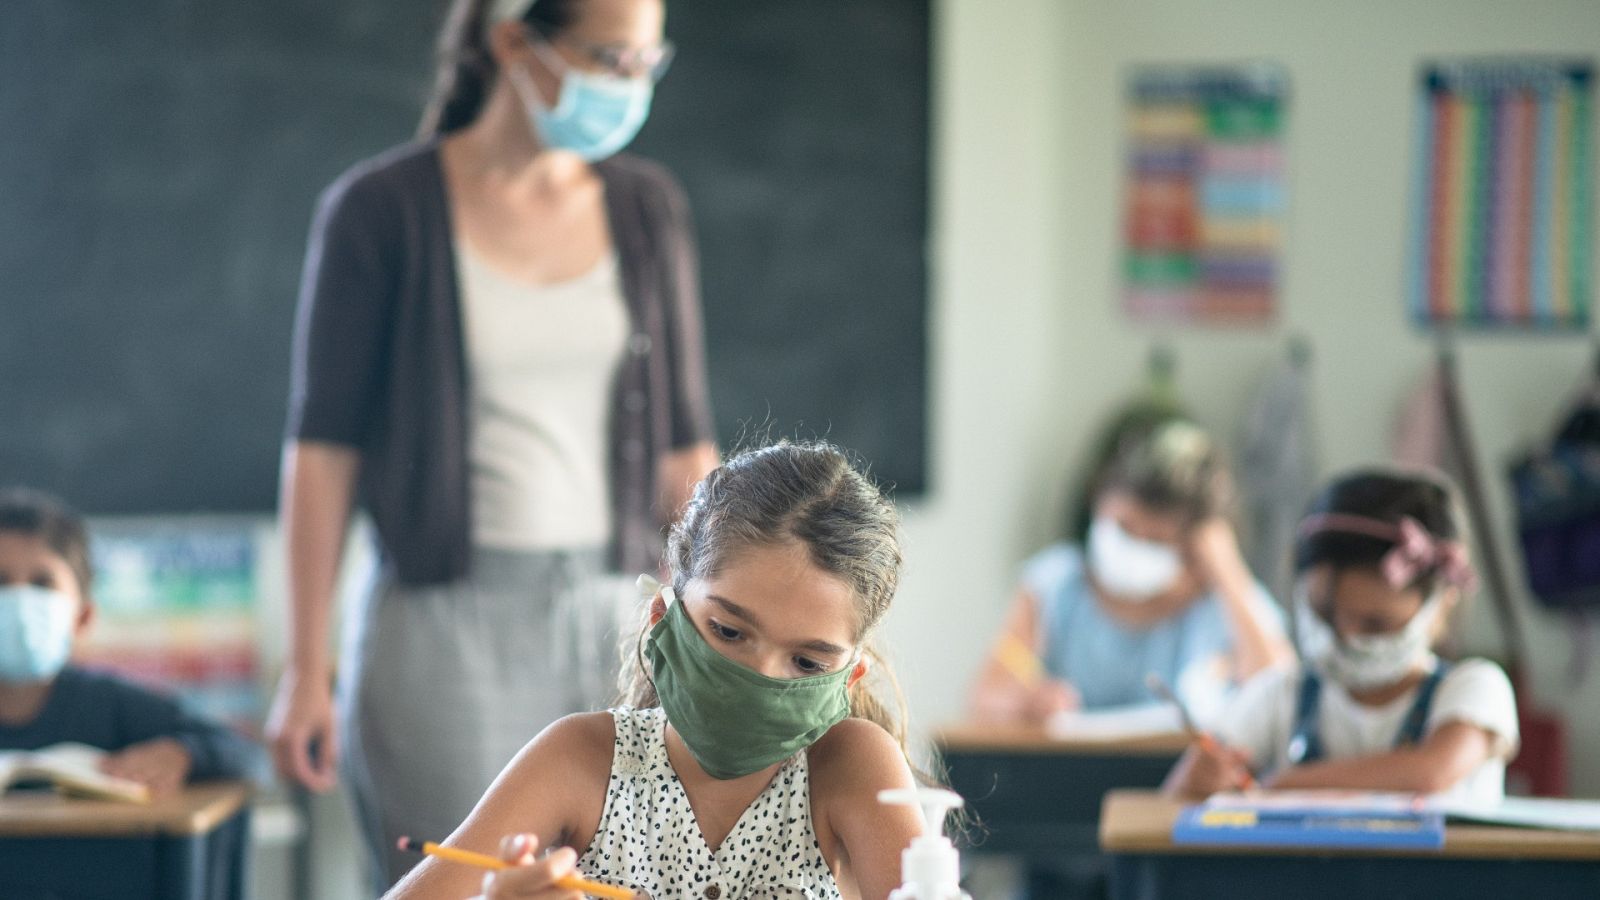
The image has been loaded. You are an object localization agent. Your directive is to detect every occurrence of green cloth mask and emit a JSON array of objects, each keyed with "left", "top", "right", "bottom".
[{"left": 645, "top": 589, "right": 854, "bottom": 780}]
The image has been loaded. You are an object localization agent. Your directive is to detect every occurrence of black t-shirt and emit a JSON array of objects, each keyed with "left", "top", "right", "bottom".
[{"left": 0, "top": 666, "right": 260, "bottom": 781}]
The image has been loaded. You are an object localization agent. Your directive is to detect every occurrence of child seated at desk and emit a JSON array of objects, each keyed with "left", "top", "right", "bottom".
[
  {"left": 0, "top": 488, "right": 259, "bottom": 797},
  {"left": 1166, "top": 468, "right": 1519, "bottom": 805},
  {"left": 969, "top": 420, "right": 1291, "bottom": 729}
]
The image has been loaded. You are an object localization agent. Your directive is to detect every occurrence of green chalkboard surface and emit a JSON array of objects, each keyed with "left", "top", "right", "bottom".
[{"left": 1, "top": 0, "right": 928, "bottom": 513}]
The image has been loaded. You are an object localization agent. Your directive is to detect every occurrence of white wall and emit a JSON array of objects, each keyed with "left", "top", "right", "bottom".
[{"left": 892, "top": 0, "right": 1600, "bottom": 795}]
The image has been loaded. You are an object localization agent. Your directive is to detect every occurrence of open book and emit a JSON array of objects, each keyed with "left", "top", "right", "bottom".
[{"left": 0, "top": 743, "right": 151, "bottom": 803}]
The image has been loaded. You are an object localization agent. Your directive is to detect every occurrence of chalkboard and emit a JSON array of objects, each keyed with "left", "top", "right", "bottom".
[{"left": 0, "top": 0, "right": 928, "bottom": 513}]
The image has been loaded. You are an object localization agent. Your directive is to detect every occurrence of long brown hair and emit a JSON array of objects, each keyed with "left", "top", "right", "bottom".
[
  {"left": 617, "top": 441, "right": 917, "bottom": 761},
  {"left": 417, "top": 0, "right": 584, "bottom": 138}
]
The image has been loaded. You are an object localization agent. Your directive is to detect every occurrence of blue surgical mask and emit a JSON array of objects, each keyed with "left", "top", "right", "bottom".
[
  {"left": 508, "top": 43, "right": 653, "bottom": 162},
  {"left": 0, "top": 585, "right": 76, "bottom": 681}
]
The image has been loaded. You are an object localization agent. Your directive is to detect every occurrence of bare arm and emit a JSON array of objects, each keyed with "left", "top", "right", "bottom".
[
  {"left": 967, "top": 588, "right": 1078, "bottom": 724},
  {"left": 264, "top": 439, "right": 358, "bottom": 791},
  {"left": 1189, "top": 520, "right": 1293, "bottom": 682},
  {"left": 1267, "top": 722, "right": 1497, "bottom": 794},
  {"left": 656, "top": 440, "right": 719, "bottom": 523},
  {"left": 812, "top": 720, "right": 923, "bottom": 900},
  {"left": 385, "top": 713, "right": 613, "bottom": 899}
]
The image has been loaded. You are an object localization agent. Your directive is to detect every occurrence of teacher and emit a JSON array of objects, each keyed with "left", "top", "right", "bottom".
[{"left": 265, "top": 0, "right": 717, "bottom": 887}]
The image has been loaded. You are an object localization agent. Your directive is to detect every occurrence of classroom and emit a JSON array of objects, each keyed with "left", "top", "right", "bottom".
[{"left": 3, "top": 0, "right": 1599, "bottom": 898}]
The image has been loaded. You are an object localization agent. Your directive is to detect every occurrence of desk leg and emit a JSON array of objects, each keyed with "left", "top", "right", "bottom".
[{"left": 154, "top": 806, "right": 252, "bottom": 900}]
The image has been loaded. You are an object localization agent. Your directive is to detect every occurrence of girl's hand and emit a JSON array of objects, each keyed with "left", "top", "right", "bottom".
[
  {"left": 1025, "top": 678, "right": 1081, "bottom": 722},
  {"left": 1188, "top": 519, "right": 1248, "bottom": 590},
  {"left": 1184, "top": 738, "right": 1254, "bottom": 797},
  {"left": 100, "top": 737, "right": 192, "bottom": 798},
  {"left": 482, "top": 834, "right": 584, "bottom": 900}
]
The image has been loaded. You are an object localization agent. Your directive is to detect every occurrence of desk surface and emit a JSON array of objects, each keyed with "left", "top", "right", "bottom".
[
  {"left": 938, "top": 723, "right": 1190, "bottom": 755},
  {"left": 1100, "top": 789, "right": 1600, "bottom": 862},
  {"left": 0, "top": 781, "right": 252, "bottom": 838}
]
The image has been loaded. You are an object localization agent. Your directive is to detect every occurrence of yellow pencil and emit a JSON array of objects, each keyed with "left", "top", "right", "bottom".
[
  {"left": 995, "top": 633, "right": 1043, "bottom": 686},
  {"left": 397, "top": 837, "right": 635, "bottom": 899},
  {"left": 1144, "top": 672, "right": 1258, "bottom": 791}
]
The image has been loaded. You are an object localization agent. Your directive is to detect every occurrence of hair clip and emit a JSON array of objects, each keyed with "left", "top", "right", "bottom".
[{"left": 1297, "top": 513, "right": 1478, "bottom": 593}]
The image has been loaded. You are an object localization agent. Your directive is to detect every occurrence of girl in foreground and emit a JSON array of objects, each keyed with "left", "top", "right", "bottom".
[{"left": 389, "top": 442, "right": 925, "bottom": 899}]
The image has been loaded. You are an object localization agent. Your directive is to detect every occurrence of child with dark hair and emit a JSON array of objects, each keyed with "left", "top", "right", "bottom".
[
  {"left": 0, "top": 488, "right": 259, "bottom": 796},
  {"left": 1165, "top": 468, "right": 1519, "bottom": 804},
  {"left": 970, "top": 420, "right": 1291, "bottom": 729}
]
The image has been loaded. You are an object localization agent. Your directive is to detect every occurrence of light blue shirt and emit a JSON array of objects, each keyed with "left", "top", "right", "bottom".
[{"left": 1021, "top": 543, "right": 1282, "bottom": 718}]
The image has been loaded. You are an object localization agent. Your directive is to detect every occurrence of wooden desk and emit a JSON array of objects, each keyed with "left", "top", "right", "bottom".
[
  {"left": 0, "top": 781, "right": 253, "bottom": 900},
  {"left": 1100, "top": 789, "right": 1600, "bottom": 899},
  {"left": 938, "top": 724, "right": 1187, "bottom": 898}
]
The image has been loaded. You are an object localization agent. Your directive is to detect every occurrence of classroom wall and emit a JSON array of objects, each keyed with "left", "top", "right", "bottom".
[{"left": 889, "top": 0, "right": 1600, "bottom": 795}]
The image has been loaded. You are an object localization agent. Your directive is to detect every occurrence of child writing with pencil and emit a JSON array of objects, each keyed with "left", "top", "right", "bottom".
[
  {"left": 1165, "top": 469, "right": 1519, "bottom": 804},
  {"left": 969, "top": 420, "right": 1291, "bottom": 730},
  {"left": 387, "top": 442, "right": 926, "bottom": 900},
  {"left": 0, "top": 489, "right": 260, "bottom": 795}
]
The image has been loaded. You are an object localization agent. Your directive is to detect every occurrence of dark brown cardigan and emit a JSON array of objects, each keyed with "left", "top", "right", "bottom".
[{"left": 286, "top": 141, "right": 714, "bottom": 584}]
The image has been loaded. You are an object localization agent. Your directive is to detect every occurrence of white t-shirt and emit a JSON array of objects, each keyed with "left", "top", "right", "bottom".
[
  {"left": 1216, "top": 657, "right": 1519, "bottom": 806},
  {"left": 457, "top": 244, "right": 630, "bottom": 549}
]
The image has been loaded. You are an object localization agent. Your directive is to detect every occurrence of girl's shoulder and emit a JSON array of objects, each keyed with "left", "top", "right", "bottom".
[
  {"left": 1019, "top": 542, "right": 1087, "bottom": 600},
  {"left": 808, "top": 717, "right": 916, "bottom": 804},
  {"left": 518, "top": 711, "right": 619, "bottom": 786}
]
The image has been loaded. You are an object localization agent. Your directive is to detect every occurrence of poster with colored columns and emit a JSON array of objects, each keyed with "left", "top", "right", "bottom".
[
  {"left": 82, "top": 526, "right": 262, "bottom": 733},
  {"left": 1410, "top": 60, "right": 1593, "bottom": 329},
  {"left": 1124, "top": 65, "right": 1287, "bottom": 324}
]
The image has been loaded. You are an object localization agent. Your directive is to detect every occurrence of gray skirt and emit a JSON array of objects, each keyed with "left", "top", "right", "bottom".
[{"left": 337, "top": 546, "right": 632, "bottom": 890}]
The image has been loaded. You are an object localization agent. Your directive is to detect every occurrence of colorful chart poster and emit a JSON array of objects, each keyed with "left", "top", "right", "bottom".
[
  {"left": 1410, "top": 59, "right": 1593, "bottom": 329},
  {"left": 1124, "top": 65, "right": 1287, "bottom": 324},
  {"left": 81, "top": 527, "right": 261, "bottom": 732}
]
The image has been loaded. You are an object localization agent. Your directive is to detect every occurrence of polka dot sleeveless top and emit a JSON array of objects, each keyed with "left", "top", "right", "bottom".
[{"left": 577, "top": 706, "right": 843, "bottom": 900}]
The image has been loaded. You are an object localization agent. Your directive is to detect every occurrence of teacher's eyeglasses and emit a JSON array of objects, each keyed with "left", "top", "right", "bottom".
[{"left": 540, "top": 32, "right": 676, "bottom": 82}]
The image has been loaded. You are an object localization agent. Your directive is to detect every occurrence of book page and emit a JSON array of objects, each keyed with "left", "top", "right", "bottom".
[
  {"left": 1435, "top": 796, "right": 1600, "bottom": 832},
  {"left": 1046, "top": 703, "right": 1183, "bottom": 741},
  {"left": 5, "top": 743, "right": 150, "bottom": 803}
]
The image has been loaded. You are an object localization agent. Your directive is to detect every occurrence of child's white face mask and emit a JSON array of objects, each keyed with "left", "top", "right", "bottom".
[
  {"left": 1295, "top": 589, "right": 1441, "bottom": 692},
  {"left": 1087, "top": 516, "right": 1182, "bottom": 602}
]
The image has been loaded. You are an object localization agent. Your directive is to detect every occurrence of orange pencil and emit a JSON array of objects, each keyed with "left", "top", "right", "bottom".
[
  {"left": 1144, "top": 672, "right": 1258, "bottom": 791},
  {"left": 397, "top": 837, "right": 635, "bottom": 899}
]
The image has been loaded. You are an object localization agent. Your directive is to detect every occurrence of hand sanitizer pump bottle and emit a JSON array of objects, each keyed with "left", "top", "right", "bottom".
[{"left": 878, "top": 787, "right": 971, "bottom": 900}]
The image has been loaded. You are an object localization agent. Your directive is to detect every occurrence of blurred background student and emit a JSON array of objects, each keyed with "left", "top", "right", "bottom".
[
  {"left": 1166, "top": 469, "right": 1519, "bottom": 804},
  {"left": 969, "top": 418, "right": 1292, "bottom": 729},
  {"left": 0, "top": 489, "right": 259, "bottom": 795},
  {"left": 265, "top": 0, "right": 717, "bottom": 886}
]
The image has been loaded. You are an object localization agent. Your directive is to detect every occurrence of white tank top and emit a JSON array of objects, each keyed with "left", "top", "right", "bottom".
[
  {"left": 456, "top": 243, "right": 629, "bottom": 549},
  {"left": 578, "top": 707, "right": 844, "bottom": 900}
]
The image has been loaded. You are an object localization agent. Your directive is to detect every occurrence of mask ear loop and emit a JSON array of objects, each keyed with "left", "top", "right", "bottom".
[{"left": 634, "top": 574, "right": 676, "bottom": 699}]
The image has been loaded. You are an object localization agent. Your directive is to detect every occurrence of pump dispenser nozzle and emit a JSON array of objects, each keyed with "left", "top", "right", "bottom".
[{"left": 878, "top": 788, "right": 970, "bottom": 900}]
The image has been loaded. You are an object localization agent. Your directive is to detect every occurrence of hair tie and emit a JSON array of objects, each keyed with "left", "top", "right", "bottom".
[
  {"left": 490, "top": 0, "right": 538, "bottom": 24},
  {"left": 1297, "top": 512, "right": 1477, "bottom": 593}
]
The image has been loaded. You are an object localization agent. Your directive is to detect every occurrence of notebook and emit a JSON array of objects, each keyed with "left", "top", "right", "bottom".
[
  {"left": 1436, "top": 796, "right": 1600, "bottom": 832},
  {"left": 0, "top": 743, "right": 151, "bottom": 804},
  {"left": 1173, "top": 790, "right": 1444, "bottom": 850}
]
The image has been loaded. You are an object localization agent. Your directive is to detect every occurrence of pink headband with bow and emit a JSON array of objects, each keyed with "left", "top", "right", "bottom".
[{"left": 1297, "top": 513, "right": 1478, "bottom": 593}]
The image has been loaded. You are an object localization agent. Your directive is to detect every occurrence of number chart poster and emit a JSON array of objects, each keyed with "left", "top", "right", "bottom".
[
  {"left": 1124, "top": 66, "right": 1287, "bottom": 325},
  {"left": 1409, "top": 60, "right": 1593, "bottom": 329}
]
